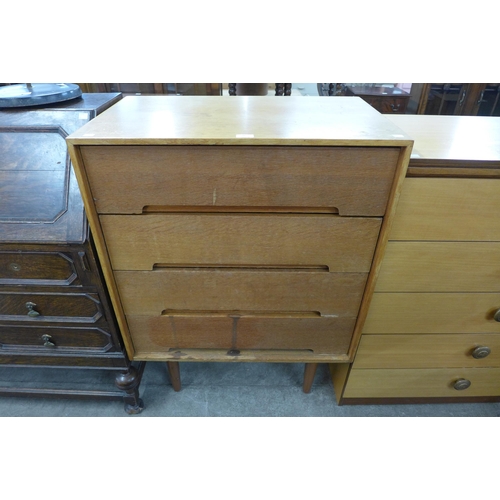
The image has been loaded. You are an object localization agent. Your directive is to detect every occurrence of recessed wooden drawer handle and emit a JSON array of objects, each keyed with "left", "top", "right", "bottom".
[
  {"left": 453, "top": 378, "right": 471, "bottom": 391},
  {"left": 25, "top": 302, "right": 40, "bottom": 317},
  {"left": 471, "top": 346, "right": 491, "bottom": 359},
  {"left": 41, "top": 334, "right": 56, "bottom": 347},
  {"left": 494, "top": 309, "right": 500, "bottom": 322}
]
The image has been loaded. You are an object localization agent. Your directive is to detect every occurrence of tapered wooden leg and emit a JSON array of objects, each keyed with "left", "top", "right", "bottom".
[
  {"left": 303, "top": 363, "right": 318, "bottom": 393},
  {"left": 167, "top": 362, "right": 181, "bottom": 392}
]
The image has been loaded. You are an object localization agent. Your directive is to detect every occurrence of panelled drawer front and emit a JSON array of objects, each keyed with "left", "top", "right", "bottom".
[
  {"left": 353, "top": 334, "right": 500, "bottom": 369},
  {"left": 375, "top": 242, "right": 500, "bottom": 292},
  {"left": 0, "top": 324, "right": 114, "bottom": 352},
  {"left": 0, "top": 292, "right": 103, "bottom": 323},
  {"left": 129, "top": 315, "right": 355, "bottom": 355},
  {"left": 115, "top": 270, "right": 368, "bottom": 316},
  {"left": 0, "top": 251, "right": 81, "bottom": 286},
  {"left": 101, "top": 214, "right": 382, "bottom": 272},
  {"left": 389, "top": 178, "right": 500, "bottom": 241},
  {"left": 343, "top": 368, "right": 500, "bottom": 398},
  {"left": 363, "top": 293, "right": 500, "bottom": 334},
  {"left": 81, "top": 145, "right": 401, "bottom": 216}
]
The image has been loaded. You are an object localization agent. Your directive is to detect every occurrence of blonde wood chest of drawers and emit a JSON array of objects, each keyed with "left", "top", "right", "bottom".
[
  {"left": 334, "top": 115, "right": 500, "bottom": 404},
  {"left": 67, "top": 96, "right": 412, "bottom": 389}
]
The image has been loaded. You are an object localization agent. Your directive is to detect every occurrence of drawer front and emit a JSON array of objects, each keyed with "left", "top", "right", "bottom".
[
  {"left": 375, "top": 242, "right": 500, "bottom": 292},
  {"left": 0, "top": 251, "right": 80, "bottom": 286},
  {"left": 353, "top": 334, "right": 500, "bottom": 369},
  {"left": 343, "top": 368, "right": 500, "bottom": 398},
  {"left": 0, "top": 324, "right": 114, "bottom": 352},
  {"left": 101, "top": 214, "right": 382, "bottom": 272},
  {"left": 81, "top": 145, "right": 400, "bottom": 216},
  {"left": 129, "top": 314, "right": 355, "bottom": 355},
  {"left": 389, "top": 178, "right": 500, "bottom": 241},
  {"left": 115, "top": 270, "right": 368, "bottom": 317},
  {"left": 0, "top": 292, "right": 103, "bottom": 323},
  {"left": 363, "top": 293, "right": 500, "bottom": 334}
]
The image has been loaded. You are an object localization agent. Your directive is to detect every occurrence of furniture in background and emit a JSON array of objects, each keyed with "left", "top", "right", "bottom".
[
  {"left": 66, "top": 96, "right": 412, "bottom": 394},
  {"left": 332, "top": 114, "right": 500, "bottom": 404},
  {"left": 416, "top": 83, "right": 500, "bottom": 116},
  {"left": 345, "top": 85, "right": 410, "bottom": 114},
  {"left": 0, "top": 93, "right": 144, "bottom": 414},
  {"left": 78, "top": 83, "right": 223, "bottom": 96},
  {"left": 228, "top": 83, "right": 292, "bottom": 95}
]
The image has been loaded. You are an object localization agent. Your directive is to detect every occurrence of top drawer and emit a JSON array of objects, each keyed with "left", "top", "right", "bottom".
[
  {"left": 80, "top": 145, "right": 400, "bottom": 216},
  {"left": 389, "top": 178, "right": 500, "bottom": 241}
]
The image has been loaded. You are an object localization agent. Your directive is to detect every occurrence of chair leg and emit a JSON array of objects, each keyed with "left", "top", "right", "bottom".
[
  {"left": 303, "top": 363, "right": 318, "bottom": 393},
  {"left": 166, "top": 362, "right": 182, "bottom": 392}
]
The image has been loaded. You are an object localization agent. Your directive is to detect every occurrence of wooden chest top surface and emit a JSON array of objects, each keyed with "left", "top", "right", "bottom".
[{"left": 66, "top": 96, "right": 413, "bottom": 146}]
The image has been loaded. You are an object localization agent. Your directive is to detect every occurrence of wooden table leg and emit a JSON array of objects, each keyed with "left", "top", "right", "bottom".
[
  {"left": 303, "top": 363, "right": 318, "bottom": 393},
  {"left": 167, "top": 362, "right": 182, "bottom": 392}
]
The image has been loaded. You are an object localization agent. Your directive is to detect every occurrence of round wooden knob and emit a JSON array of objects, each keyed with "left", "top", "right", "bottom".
[
  {"left": 471, "top": 346, "right": 491, "bottom": 359},
  {"left": 453, "top": 378, "right": 471, "bottom": 391},
  {"left": 494, "top": 309, "right": 500, "bottom": 322}
]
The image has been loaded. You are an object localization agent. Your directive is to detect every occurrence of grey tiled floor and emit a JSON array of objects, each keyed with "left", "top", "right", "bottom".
[{"left": 0, "top": 362, "right": 499, "bottom": 417}]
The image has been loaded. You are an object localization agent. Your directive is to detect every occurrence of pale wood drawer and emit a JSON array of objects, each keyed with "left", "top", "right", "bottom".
[
  {"left": 114, "top": 269, "right": 367, "bottom": 317},
  {"left": 353, "top": 334, "right": 500, "bottom": 369},
  {"left": 389, "top": 178, "right": 500, "bottom": 241},
  {"left": 343, "top": 367, "right": 500, "bottom": 398},
  {"left": 101, "top": 214, "right": 382, "bottom": 272},
  {"left": 81, "top": 145, "right": 400, "bottom": 216},
  {"left": 129, "top": 314, "right": 355, "bottom": 355},
  {"left": 363, "top": 292, "right": 500, "bottom": 334},
  {"left": 375, "top": 242, "right": 500, "bottom": 292}
]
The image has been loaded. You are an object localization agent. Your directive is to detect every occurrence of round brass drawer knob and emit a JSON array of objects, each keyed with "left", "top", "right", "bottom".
[
  {"left": 494, "top": 309, "right": 500, "bottom": 322},
  {"left": 453, "top": 378, "right": 471, "bottom": 391},
  {"left": 472, "top": 346, "right": 491, "bottom": 359}
]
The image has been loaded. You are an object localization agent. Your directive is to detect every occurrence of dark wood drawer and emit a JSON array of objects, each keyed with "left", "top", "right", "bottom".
[
  {"left": 0, "top": 292, "right": 103, "bottom": 323},
  {"left": 81, "top": 145, "right": 401, "bottom": 216},
  {"left": 0, "top": 251, "right": 81, "bottom": 286},
  {"left": 0, "top": 324, "right": 115, "bottom": 352}
]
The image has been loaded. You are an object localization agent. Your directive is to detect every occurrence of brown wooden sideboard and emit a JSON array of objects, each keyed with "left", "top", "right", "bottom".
[
  {"left": 345, "top": 85, "right": 410, "bottom": 114},
  {"left": 66, "top": 96, "right": 412, "bottom": 389},
  {"left": 332, "top": 114, "right": 500, "bottom": 404},
  {"left": 0, "top": 93, "right": 145, "bottom": 413}
]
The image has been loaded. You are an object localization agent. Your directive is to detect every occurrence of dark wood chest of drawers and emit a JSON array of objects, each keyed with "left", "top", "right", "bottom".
[
  {"left": 0, "top": 93, "right": 144, "bottom": 413},
  {"left": 346, "top": 86, "right": 410, "bottom": 114}
]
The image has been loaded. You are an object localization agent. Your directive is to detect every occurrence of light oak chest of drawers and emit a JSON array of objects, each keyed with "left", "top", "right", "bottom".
[
  {"left": 67, "top": 96, "right": 411, "bottom": 384},
  {"left": 334, "top": 115, "right": 500, "bottom": 404}
]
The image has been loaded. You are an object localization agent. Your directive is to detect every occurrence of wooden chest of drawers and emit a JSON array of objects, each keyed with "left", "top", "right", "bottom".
[
  {"left": 345, "top": 86, "right": 410, "bottom": 114},
  {"left": 67, "top": 96, "right": 412, "bottom": 381},
  {"left": 0, "top": 94, "right": 144, "bottom": 413},
  {"left": 335, "top": 115, "right": 500, "bottom": 403}
]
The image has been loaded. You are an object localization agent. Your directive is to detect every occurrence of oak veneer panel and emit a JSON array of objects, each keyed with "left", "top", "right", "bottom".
[
  {"left": 114, "top": 270, "right": 367, "bottom": 316},
  {"left": 363, "top": 293, "right": 500, "bottom": 334},
  {"left": 128, "top": 315, "right": 355, "bottom": 354},
  {"left": 101, "top": 214, "right": 382, "bottom": 272},
  {"left": 80, "top": 145, "right": 400, "bottom": 216},
  {"left": 353, "top": 334, "right": 500, "bottom": 369},
  {"left": 375, "top": 242, "right": 500, "bottom": 292},
  {"left": 343, "top": 367, "right": 500, "bottom": 398},
  {"left": 386, "top": 115, "right": 500, "bottom": 163},
  {"left": 389, "top": 178, "right": 500, "bottom": 241}
]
